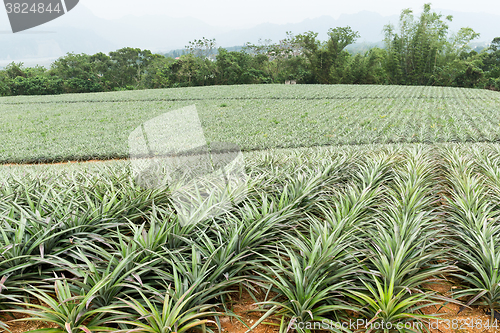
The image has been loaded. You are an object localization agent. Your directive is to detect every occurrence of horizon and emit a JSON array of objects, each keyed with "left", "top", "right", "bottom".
[
  {"left": 79, "top": 0, "right": 499, "bottom": 28},
  {"left": 1, "top": 2, "right": 498, "bottom": 67},
  {"left": 2, "top": 1, "right": 497, "bottom": 31}
]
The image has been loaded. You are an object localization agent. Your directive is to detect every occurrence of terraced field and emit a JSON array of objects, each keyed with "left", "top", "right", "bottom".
[
  {"left": 2, "top": 85, "right": 500, "bottom": 333},
  {"left": 1, "top": 84, "right": 500, "bottom": 163}
]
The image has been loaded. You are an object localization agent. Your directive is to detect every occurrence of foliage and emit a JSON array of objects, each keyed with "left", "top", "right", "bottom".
[
  {"left": 107, "top": 47, "right": 159, "bottom": 89},
  {"left": 1, "top": 4, "right": 499, "bottom": 96},
  {"left": 185, "top": 37, "right": 217, "bottom": 60},
  {"left": 8, "top": 278, "right": 121, "bottom": 332},
  {"left": 293, "top": 27, "right": 360, "bottom": 84},
  {"left": 443, "top": 148, "right": 500, "bottom": 324},
  {"left": 2, "top": 143, "right": 500, "bottom": 330},
  {"left": 114, "top": 284, "right": 223, "bottom": 333}
]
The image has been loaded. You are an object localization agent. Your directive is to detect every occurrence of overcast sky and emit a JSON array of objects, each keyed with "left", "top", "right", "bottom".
[{"left": 82, "top": 0, "right": 498, "bottom": 27}]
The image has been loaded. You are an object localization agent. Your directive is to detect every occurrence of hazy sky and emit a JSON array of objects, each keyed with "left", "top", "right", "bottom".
[{"left": 82, "top": 0, "right": 498, "bottom": 27}]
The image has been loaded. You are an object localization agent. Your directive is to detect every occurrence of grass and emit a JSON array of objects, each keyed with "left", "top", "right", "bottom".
[{"left": 1, "top": 84, "right": 500, "bottom": 163}]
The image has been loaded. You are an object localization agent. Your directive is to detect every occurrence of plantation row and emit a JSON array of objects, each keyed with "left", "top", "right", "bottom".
[
  {"left": 1, "top": 144, "right": 500, "bottom": 332},
  {"left": 1, "top": 85, "right": 500, "bottom": 164},
  {"left": 0, "top": 84, "right": 498, "bottom": 105}
]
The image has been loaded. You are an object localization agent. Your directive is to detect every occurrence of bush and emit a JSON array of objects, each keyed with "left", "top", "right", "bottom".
[
  {"left": 64, "top": 77, "right": 104, "bottom": 94},
  {"left": 10, "top": 75, "right": 64, "bottom": 95},
  {"left": 0, "top": 77, "right": 11, "bottom": 96}
]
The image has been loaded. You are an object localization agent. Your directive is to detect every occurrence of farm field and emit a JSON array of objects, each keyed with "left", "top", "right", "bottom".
[
  {"left": 2, "top": 85, "right": 500, "bottom": 333},
  {"left": 0, "top": 85, "right": 500, "bottom": 163},
  {"left": 2, "top": 143, "right": 500, "bottom": 332}
]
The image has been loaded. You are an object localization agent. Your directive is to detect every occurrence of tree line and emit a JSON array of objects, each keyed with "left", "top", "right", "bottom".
[{"left": 1, "top": 3, "right": 499, "bottom": 96}]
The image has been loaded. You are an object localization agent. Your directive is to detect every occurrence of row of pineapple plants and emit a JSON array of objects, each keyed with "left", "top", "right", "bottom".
[
  {"left": 2, "top": 144, "right": 500, "bottom": 332},
  {"left": 3, "top": 85, "right": 500, "bottom": 165}
]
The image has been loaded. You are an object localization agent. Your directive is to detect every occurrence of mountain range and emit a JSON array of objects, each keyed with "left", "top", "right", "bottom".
[{"left": 1, "top": 5, "right": 499, "bottom": 67}]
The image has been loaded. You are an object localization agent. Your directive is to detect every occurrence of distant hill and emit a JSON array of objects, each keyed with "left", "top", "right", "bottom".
[
  {"left": 163, "top": 46, "right": 245, "bottom": 59},
  {"left": 0, "top": 27, "right": 116, "bottom": 64},
  {"left": 435, "top": 8, "right": 500, "bottom": 43},
  {"left": 212, "top": 11, "right": 396, "bottom": 47},
  {"left": 1, "top": 5, "right": 499, "bottom": 64},
  {"left": 212, "top": 9, "right": 500, "bottom": 48}
]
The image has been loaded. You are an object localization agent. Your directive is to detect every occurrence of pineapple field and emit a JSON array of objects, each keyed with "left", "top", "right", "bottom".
[
  {"left": 1, "top": 85, "right": 500, "bottom": 333},
  {"left": 1, "top": 85, "right": 500, "bottom": 163}
]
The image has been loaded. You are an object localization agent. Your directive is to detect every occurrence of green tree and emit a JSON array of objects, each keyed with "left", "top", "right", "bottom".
[
  {"left": 10, "top": 75, "right": 63, "bottom": 95},
  {"left": 477, "top": 37, "right": 500, "bottom": 90},
  {"left": 166, "top": 54, "right": 216, "bottom": 87},
  {"left": 139, "top": 56, "right": 175, "bottom": 89},
  {"left": 295, "top": 26, "right": 360, "bottom": 83},
  {"left": 108, "top": 47, "right": 158, "bottom": 89},
  {"left": 384, "top": 4, "right": 451, "bottom": 85},
  {"left": 344, "top": 48, "right": 387, "bottom": 85},
  {"left": 245, "top": 32, "right": 304, "bottom": 83},
  {"left": 383, "top": 3, "right": 480, "bottom": 86},
  {"left": 50, "top": 53, "right": 105, "bottom": 93},
  {"left": 186, "top": 37, "right": 217, "bottom": 60},
  {"left": 0, "top": 62, "right": 64, "bottom": 96},
  {"left": 216, "top": 49, "right": 262, "bottom": 85},
  {"left": 3, "top": 62, "right": 26, "bottom": 79},
  {"left": 0, "top": 70, "right": 11, "bottom": 96}
]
